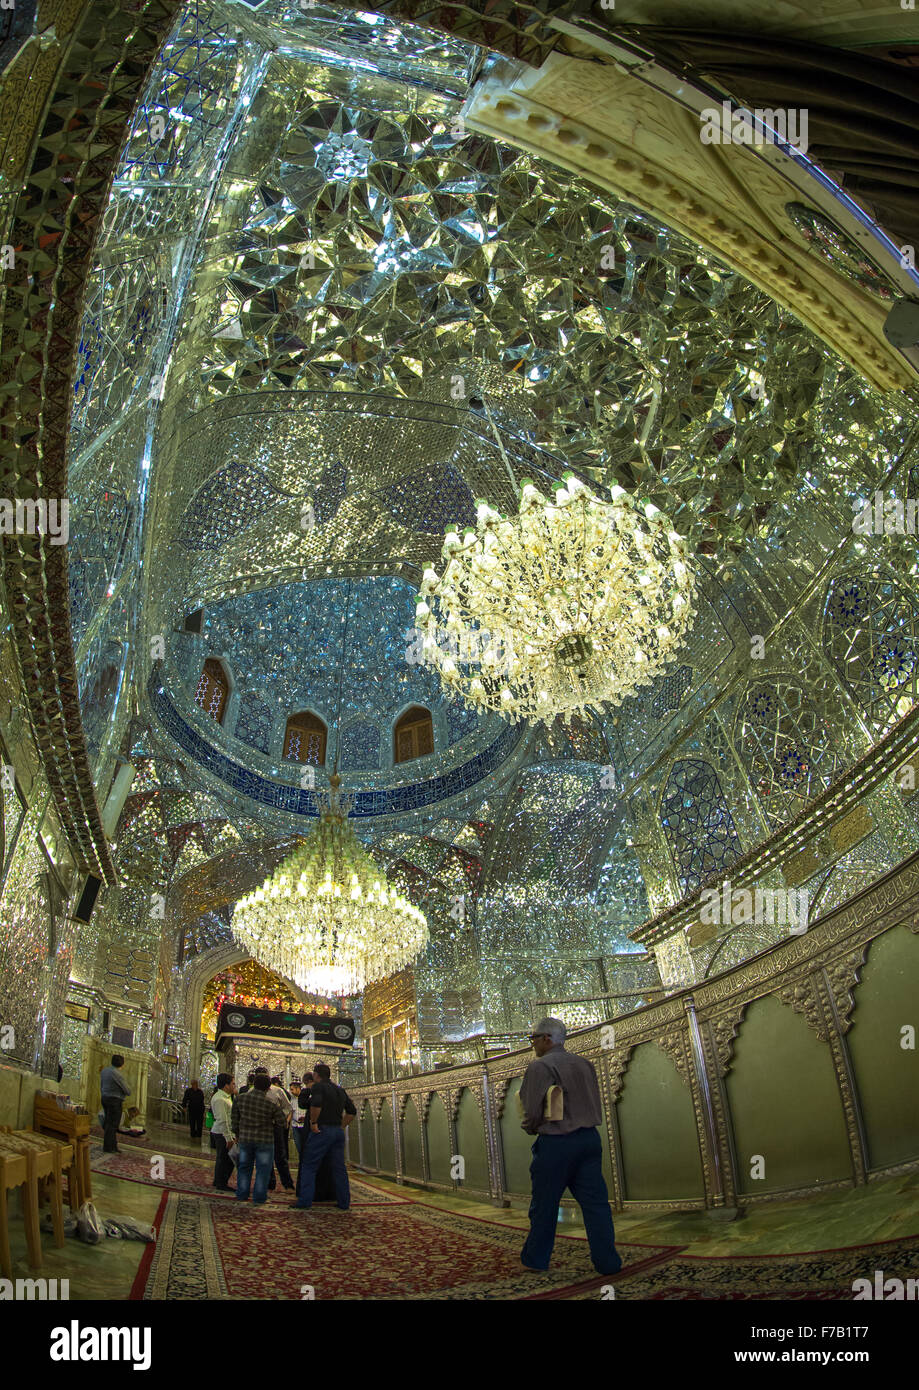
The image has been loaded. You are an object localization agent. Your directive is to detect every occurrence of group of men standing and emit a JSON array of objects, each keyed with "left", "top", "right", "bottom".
[
  {"left": 111, "top": 1017, "right": 623, "bottom": 1278},
  {"left": 209, "top": 1063, "right": 356, "bottom": 1209}
]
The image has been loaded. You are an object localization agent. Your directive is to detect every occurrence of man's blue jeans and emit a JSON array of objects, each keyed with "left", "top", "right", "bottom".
[
  {"left": 295, "top": 1126, "right": 350, "bottom": 1209},
  {"left": 291, "top": 1126, "right": 305, "bottom": 1158},
  {"left": 235, "top": 1142, "right": 274, "bottom": 1203},
  {"left": 521, "top": 1127, "right": 621, "bottom": 1273}
]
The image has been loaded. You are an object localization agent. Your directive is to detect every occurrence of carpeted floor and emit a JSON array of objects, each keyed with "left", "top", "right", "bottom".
[
  {"left": 565, "top": 1234, "right": 919, "bottom": 1300},
  {"left": 133, "top": 1188, "right": 678, "bottom": 1300},
  {"left": 95, "top": 1130, "right": 919, "bottom": 1300},
  {"left": 91, "top": 1144, "right": 405, "bottom": 1205},
  {"left": 131, "top": 1189, "right": 919, "bottom": 1300}
]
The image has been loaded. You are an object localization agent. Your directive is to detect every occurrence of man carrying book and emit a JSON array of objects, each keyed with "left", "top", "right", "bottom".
[{"left": 519, "top": 1017, "right": 622, "bottom": 1276}]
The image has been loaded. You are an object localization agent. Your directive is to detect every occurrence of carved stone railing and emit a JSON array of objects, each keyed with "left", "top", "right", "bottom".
[{"left": 348, "top": 849, "right": 919, "bottom": 1210}]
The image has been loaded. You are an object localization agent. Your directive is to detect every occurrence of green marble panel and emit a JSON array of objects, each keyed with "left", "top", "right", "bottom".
[
  {"left": 401, "top": 1096, "right": 424, "bottom": 1180},
  {"left": 727, "top": 994, "right": 852, "bottom": 1194},
  {"left": 426, "top": 1091, "right": 452, "bottom": 1185},
  {"left": 378, "top": 1096, "right": 396, "bottom": 1175},
  {"left": 846, "top": 926, "right": 919, "bottom": 1170},
  {"left": 500, "top": 1075, "right": 533, "bottom": 1197},
  {"left": 359, "top": 1103, "right": 377, "bottom": 1168},
  {"left": 455, "top": 1086, "right": 490, "bottom": 1192},
  {"left": 618, "top": 1041, "right": 705, "bottom": 1201}
]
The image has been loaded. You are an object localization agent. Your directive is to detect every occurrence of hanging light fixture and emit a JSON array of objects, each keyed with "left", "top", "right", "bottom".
[
  {"left": 413, "top": 470, "right": 696, "bottom": 724},
  {"left": 231, "top": 775, "right": 429, "bottom": 996},
  {"left": 230, "top": 582, "right": 429, "bottom": 995}
]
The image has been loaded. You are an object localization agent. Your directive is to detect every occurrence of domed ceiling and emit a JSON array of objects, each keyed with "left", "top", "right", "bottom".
[
  {"left": 61, "top": 2, "right": 919, "bottom": 1029},
  {"left": 170, "top": 574, "right": 494, "bottom": 764}
]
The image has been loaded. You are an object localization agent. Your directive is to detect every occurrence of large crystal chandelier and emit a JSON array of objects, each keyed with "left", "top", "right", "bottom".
[
  {"left": 231, "top": 781, "right": 429, "bottom": 997},
  {"left": 413, "top": 473, "right": 695, "bottom": 723}
]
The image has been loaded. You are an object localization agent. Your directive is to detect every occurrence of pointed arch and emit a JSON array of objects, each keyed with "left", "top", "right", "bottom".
[
  {"left": 394, "top": 705, "right": 434, "bottom": 765},
  {"left": 195, "top": 657, "right": 229, "bottom": 725},
  {"left": 823, "top": 570, "right": 919, "bottom": 735},
  {"left": 660, "top": 757, "right": 743, "bottom": 895},
  {"left": 283, "top": 710, "right": 327, "bottom": 765}
]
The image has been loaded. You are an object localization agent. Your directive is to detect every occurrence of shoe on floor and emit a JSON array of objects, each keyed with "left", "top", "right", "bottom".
[{"left": 520, "top": 1262, "right": 547, "bottom": 1272}]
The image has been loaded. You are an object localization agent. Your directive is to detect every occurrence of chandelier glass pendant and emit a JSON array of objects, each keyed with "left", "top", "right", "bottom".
[
  {"left": 231, "top": 776, "right": 429, "bottom": 996},
  {"left": 413, "top": 473, "right": 696, "bottom": 724}
]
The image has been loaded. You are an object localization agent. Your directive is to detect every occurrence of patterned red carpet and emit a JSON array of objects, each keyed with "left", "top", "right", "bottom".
[
  {"left": 91, "top": 1144, "right": 403, "bottom": 1205},
  {"left": 105, "top": 1142, "right": 919, "bottom": 1300},
  {"left": 133, "top": 1189, "right": 677, "bottom": 1300}
]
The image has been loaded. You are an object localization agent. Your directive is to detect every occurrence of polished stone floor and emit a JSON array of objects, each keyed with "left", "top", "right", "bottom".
[
  {"left": 382, "top": 1168, "right": 919, "bottom": 1256},
  {"left": 3, "top": 1170, "right": 162, "bottom": 1300},
  {"left": 5, "top": 1121, "right": 918, "bottom": 1298}
]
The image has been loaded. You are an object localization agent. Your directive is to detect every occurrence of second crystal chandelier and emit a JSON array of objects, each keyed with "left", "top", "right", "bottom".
[
  {"left": 231, "top": 776, "right": 429, "bottom": 997},
  {"left": 413, "top": 473, "right": 696, "bottom": 724}
]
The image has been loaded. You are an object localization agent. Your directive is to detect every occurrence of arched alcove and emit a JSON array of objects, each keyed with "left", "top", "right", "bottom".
[
  {"left": 845, "top": 927, "right": 919, "bottom": 1170},
  {"left": 359, "top": 1100, "right": 378, "bottom": 1169},
  {"left": 455, "top": 1088, "right": 489, "bottom": 1192},
  {"left": 425, "top": 1091, "right": 452, "bottom": 1186},
  {"left": 283, "top": 710, "right": 327, "bottom": 765},
  {"left": 726, "top": 994, "right": 852, "bottom": 1195},
  {"left": 378, "top": 1096, "right": 396, "bottom": 1174},
  {"left": 194, "top": 657, "right": 231, "bottom": 725},
  {"left": 617, "top": 1041, "right": 705, "bottom": 1202},
  {"left": 393, "top": 705, "right": 434, "bottom": 765},
  {"left": 401, "top": 1095, "right": 425, "bottom": 1181}
]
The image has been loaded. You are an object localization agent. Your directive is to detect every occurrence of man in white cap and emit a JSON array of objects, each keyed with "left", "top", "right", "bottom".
[{"left": 519, "top": 1016, "right": 621, "bottom": 1275}]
